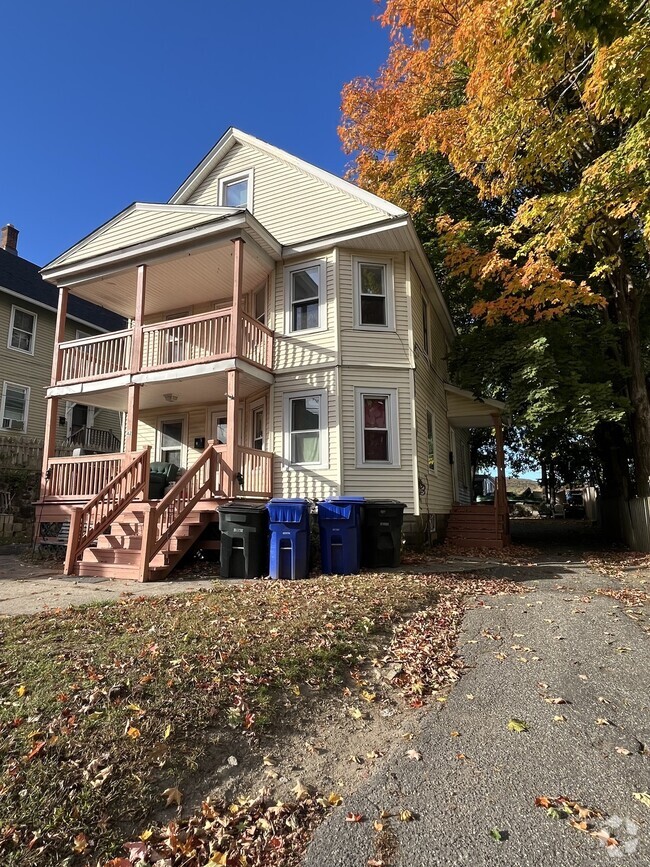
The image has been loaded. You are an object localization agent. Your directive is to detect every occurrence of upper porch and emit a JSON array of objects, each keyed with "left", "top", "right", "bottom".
[{"left": 42, "top": 206, "right": 281, "bottom": 391}]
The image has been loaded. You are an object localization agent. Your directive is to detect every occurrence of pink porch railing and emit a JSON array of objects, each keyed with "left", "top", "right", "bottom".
[
  {"left": 45, "top": 453, "right": 125, "bottom": 500},
  {"left": 238, "top": 446, "right": 273, "bottom": 498},
  {"left": 54, "top": 308, "right": 273, "bottom": 385},
  {"left": 141, "top": 310, "right": 231, "bottom": 371},
  {"left": 58, "top": 329, "right": 133, "bottom": 383}
]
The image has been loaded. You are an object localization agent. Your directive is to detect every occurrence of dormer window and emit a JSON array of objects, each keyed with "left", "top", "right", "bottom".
[{"left": 218, "top": 170, "right": 253, "bottom": 209}]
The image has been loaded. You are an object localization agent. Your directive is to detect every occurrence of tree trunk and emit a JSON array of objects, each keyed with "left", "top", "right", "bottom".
[{"left": 610, "top": 266, "right": 650, "bottom": 497}]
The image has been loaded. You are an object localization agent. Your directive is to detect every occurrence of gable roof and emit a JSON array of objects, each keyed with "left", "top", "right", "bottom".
[
  {"left": 168, "top": 128, "right": 407, "bottom": 219},
  {"left": 0, "top": 247, "right": 125, "bottom": 331},
  {"left": 45, "top": 203, "right": 241, "bottom": 271}
]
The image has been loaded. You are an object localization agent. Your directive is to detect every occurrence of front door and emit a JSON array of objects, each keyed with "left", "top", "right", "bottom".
[{"left": 160, "top": 418, "right": 184, "bottom": 466}]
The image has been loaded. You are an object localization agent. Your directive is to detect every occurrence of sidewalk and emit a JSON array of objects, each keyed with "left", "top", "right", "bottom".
[{"left": 304, "top": 561, "right": 649, "bottom": 866}]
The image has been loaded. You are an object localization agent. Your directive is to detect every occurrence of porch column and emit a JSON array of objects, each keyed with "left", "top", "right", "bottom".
[
  {"left": 230, "top": 238, "right": 244, "bottom": 358},
  {"left": 131, "top": 264, "right": 146, "bottom": 371},
  {"left": 225, "top": 369, "right": 240, "bottom": 497},
  {"left": 124, "top": 384, "right": 141, "bottom": 453},
  {"left": 492, "top": 413, "right": 509, "bottom": 530},
  {"left": 40, "top": 286, "right": 69, "bottom": 499}
]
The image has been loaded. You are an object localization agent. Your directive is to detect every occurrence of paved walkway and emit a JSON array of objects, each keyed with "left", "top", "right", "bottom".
[
  {"left": 0, "top": 552, "right": 213, "bottom": 616},
  {"left": 305, "top": 559, "right": 650, "bottom": 866}
]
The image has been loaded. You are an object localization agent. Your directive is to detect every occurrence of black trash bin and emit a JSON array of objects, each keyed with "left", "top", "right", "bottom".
[
  {"left": 361, "top": 500, "right": 406, "bottom": 568},
  {"left": 219, "top": 501, "right": 269, "bottom": 578}
]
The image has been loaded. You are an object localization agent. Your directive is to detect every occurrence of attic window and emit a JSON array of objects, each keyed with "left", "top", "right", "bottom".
[{"left": 218, "top": 170, "right": 253, "bottom": 209}]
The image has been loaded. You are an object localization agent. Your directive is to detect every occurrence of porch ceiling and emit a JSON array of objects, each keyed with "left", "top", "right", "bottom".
[
  {"left": 64, "top": 241, "right": 270, "bottom": 319},
  {"left": 445, "top": 383, "right": 508, "bottom": 428},
  {"left": 63, "top": 367, "right": 269, "bottom": 413}
]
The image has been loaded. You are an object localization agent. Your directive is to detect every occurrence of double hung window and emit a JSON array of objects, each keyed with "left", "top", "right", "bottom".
[
  {"left": 8, "top": 306, "right": 36, "bottom": 354},
  {"left": 285, "top": 391, "right": 327, "bottom": 466},
  {"left": 356, "top": 389, "right": 399, "bottom": 466},
  {"left": 1, "top": 383, "right": 29, "bottom": 432},
  {"left": 354, "top": 259, "right": 393, "bottom": 329},
  {"left": 285, "top": 260, "right": 325, "bottom": 333}
]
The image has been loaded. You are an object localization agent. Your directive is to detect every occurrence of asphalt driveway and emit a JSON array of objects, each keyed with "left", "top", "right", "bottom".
[{"left": 304, "top": 559, "right": 650, "bottom": 866}]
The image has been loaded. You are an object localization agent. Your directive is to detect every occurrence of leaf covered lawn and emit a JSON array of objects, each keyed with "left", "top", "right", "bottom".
[{"left": 0, "top": 571, "right": 520, "bottom": 865}]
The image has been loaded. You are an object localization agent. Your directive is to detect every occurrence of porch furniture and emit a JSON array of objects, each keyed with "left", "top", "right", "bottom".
[{"left": 149, "top": 462, "right": 179, "bottom": 500}]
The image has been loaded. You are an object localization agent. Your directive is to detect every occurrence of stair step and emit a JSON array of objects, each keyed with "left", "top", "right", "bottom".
[
  {"left": 75, "top": 561, "right": 141, "bottom": 580},
  {"left": 82, "top": 547, "right": 141, "bottom": 565}
]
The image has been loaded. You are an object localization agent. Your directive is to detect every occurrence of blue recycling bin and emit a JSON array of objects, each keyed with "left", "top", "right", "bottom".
[
  {"left": 318, "top": 497, "right": 365, "bottom": 575},
  {"left": 267, "top": 498, "right": 311, "bottom": 580}
]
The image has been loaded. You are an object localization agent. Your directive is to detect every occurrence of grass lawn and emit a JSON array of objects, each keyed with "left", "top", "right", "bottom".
[{"left": 0, "top": 571, "right": 517, "bottom": 866}]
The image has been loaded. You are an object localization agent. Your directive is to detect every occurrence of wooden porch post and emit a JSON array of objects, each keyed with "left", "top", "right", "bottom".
[
  {"left": 124, "top": 384, "right": 141, "bottom": 453},
  {"left": 131, "top": 264, "right": 146, "bottom": 372},
  {"left": 230, "top": 238, "right": 244, "bottom": 358},
  {"left": 40, "top": 286, "right": 69, "bottom": 499},
  {"left": 492, "top": 413, "right": 510, "bottom": 539},
  {"left": 124, "top": 266, "right": 146, "bottom": 455},
  {"left": 225, "top": 369, "right": 240, "bottom": 498}
]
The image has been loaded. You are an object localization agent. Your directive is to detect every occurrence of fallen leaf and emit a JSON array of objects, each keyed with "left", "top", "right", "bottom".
[
  {"left": 348, "top": 707, "right": 364, "bottom": 720},
  {"left": 345, "top": 812, "right": 364, "bottom": 822},
  {"left": 16, "top": 684, "right": 27, "bottom": 697},
  {"left": 507, "top": 718, "right": 528, "bottom": 733},
  {"left": 489, "top": 827, "right": 504, "bottom": 841},
  {"left": 399, "top": 810, "right": 414, "bottom": 822},
  {"left": 553, "top": 715, "right": 567, "bottom": 723},
  {"left": 327, "top": 792, "right": 343, "bottom": 806},
  {"left": 162, "top": 786, "right": 182, "bottom": 807},
  {"left": 595, "top": 718, "right": 612, "bottom": 726},
  {"left": 126, "top": 726, "right": 141, "bottom": 740},
  {"left": 591, "top": 828, "right": 619, "bottom": 848},
  {"left": 360, "top": 690, "right": 377, "bottom": 703},
  {"left": 544, "top": 697, "right": 567, "bottom": 704},
  {"left": 615, "top": 747, "right": 632, "bottom": 755},
  {"left": 633, "top": 792, "right": 650, "bottom": 808},
  {"left": 373, "top": 820, "right": 384, "bottom": 832},
  {"left": 293, "top": 779, "right": 310, "bottom": 800},
  {"left": 450, "top": 730, "right": 460, "bottom": 737},
  {"left": 405, "top": 749, "right": 422, "bottom": 761},
  {"left": 163, "top": 723, "right": 172, "bottom": 740},
  {"left": 72, "top": 833, "right": 89, "bottom": 854}
]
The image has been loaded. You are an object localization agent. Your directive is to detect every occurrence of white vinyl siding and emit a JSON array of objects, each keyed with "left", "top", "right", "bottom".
[
  {"left": 273, "top": 253, "right": 337, "bottom": 372},
  {"left": 339, "top": 249, "right": 410, "bottom": 367},
  {"left": 57, "top": 207, "right": 225, "bottom": 266},
  {"left": 410, "top": 264, "right": 453, "bottom": 515},
  {"left": 340, "top": 367, "right": 414, "bottom": 511},
  {"left": 187, "top": 141, "right": 389, "bottom": 245},
  {"left": 272, "top": 369, "right": 339, "bottom": 499}
]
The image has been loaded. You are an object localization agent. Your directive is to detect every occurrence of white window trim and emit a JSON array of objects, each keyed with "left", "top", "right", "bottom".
[
  {"left": 8, "top": 305, "right": 37, "bottom": 356},
  {"left": 156, "top": 414, "right": 187, "bottom": 466},
  {"left": 249, "top": 397, "right": 266, "bottom": 451},
  {"left": 422, "top": 294, "right": 431, "bottom": 359},
  {"left": 352, "top": 256, "right": 395, "bottom": 331},
  {"left": 355, "top": 387, "right": 400, "bottom": 468},
  {"left": 218, "top": 168, "right": 254, "bottom": 210},
  {"left": 283, "top": 389, "right": 328, "bottom": 469},
  {"left": 426, "top": 408, "right": 437, "bottom": 475},
  {"left": 1, "top": 381, "right": 30, "bottom": 433},
  {"left": 283, "top": 258, "right": 327, "bottom": 336}
]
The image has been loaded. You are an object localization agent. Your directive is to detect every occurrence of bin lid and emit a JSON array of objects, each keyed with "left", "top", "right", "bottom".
[
  {"left": 318, "top": 500, "right": 359, "bottom": 521},
  {"left": 364, "top": 499, "right": 406, "bottom": 507},
  {"left": 220, "top": 501, "right": 269, "bottom": 514},
  {"left": 267, "top": 498, "right": 310, "bottom": 524},
  {"left": 328, "top": 496, "right": 365, "bottom": 503}
]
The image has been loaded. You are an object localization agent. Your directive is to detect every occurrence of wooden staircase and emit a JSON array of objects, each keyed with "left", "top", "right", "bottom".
[
  {"left": 446, "top": 504, "right": 510, "bottom": 549},
  {"left": 77, "top": 502, "right": 219, "bottom": 580}
]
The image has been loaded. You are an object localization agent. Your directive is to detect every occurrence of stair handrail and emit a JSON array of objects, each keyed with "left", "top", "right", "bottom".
[
  {"left": 142, "top": 441, "right": 220, "bottom": 569},
  {"left": 63, "top": 447, "right": 151, "bottom": 574}
]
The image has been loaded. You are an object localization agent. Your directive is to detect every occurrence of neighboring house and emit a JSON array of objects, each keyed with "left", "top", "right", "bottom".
[
  {"left": 0, "top": 225, "right": 125, "bottom": 454},
  {"left": 38, "top": 128, "right": 507, "bottom": 579}
]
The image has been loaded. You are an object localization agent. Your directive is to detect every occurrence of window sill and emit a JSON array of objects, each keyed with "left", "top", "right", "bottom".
[
  {"left": 352, "top": 324, "right": 396, "bottom": 333},
  {"left": 7, "top": 346, "right": 35, "bottom": 356},
  {"left": 284, "top": 326, "right": 328, "bottom": 338},
  {"left": 356, "top": 461, "right": 401, "bottom": 469}
]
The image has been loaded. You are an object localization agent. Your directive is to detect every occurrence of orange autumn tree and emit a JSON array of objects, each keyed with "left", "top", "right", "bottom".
[{"left": 341, "top": 0, "right": 650, "bottom": 494}]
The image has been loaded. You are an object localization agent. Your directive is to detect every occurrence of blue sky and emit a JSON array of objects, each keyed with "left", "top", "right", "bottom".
[{"left": 3, "top": 1, "right": 390, "bottom": 265}]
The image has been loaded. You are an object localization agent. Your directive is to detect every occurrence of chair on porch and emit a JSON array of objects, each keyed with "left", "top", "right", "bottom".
[{"left": 148, "top": 462, "right": 179, "bottom": 500}]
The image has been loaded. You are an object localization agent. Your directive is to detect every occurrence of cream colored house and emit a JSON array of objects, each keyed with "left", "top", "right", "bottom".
[{"left": 38, "top": 129, "right": 507, "bottom": 579}]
